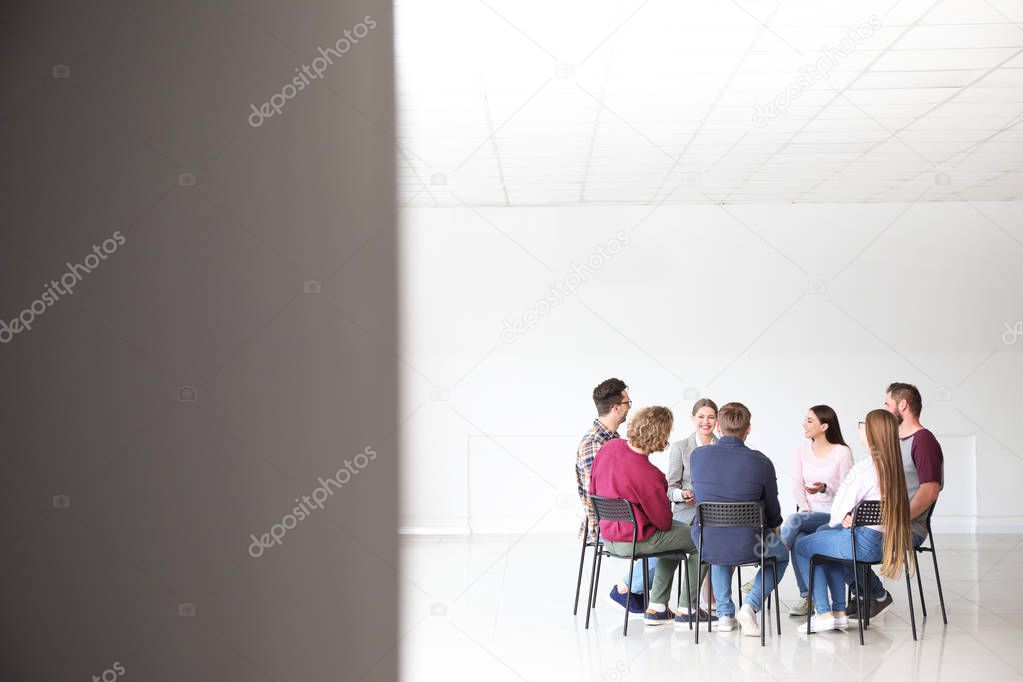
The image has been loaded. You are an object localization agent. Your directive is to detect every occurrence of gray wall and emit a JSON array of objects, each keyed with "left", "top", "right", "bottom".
[{"left": 0, "top": 1, "right": 399, "bottom": 680}]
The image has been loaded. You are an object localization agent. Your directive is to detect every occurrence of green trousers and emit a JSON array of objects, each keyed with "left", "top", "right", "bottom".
[{"left": 605, "top": 523, "right": 703, "bottom": 608}]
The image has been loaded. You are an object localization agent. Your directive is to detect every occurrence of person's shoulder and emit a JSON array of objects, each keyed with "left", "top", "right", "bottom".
[
  {"left": 913, "top": 428, "right": 943, "bottom": 451},
  {"left": 834, "top": 444, "right": 853, "bottom": 459},
  {"left": 746, "top": 447, "right": 775, "bottom": 468}
]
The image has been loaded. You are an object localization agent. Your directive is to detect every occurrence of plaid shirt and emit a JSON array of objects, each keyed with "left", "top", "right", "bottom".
[{"left": 576, "top": 418, "right": 619, "bottom": 542}]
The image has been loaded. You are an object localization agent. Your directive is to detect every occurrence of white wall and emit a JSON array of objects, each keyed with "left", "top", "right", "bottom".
[{"left": 398, "top": 201, "right": 1023, "bottom": 534}]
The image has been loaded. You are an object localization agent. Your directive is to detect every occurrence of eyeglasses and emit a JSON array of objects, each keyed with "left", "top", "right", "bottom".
[
  {"left": 858, "top": 421, "right": 865, "bottom": 427},
  {"left": 617, "top": 400, "right": 633, "bottom": 407}
]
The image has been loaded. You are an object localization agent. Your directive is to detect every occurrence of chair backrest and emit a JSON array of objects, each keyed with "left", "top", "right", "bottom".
[
  {"left": 695, "top": 501, "right": 764, "bottom": 529},
  {"left": 589, "top": 495, "right": 636, "bottom": 525},
  {"left": 852, "top": 500, "right": 883, "bottom": 526}
]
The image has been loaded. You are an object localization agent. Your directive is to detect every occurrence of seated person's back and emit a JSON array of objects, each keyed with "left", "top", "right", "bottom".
[{"left": 691, "top": 421, "right": 781, "bottom": 566}]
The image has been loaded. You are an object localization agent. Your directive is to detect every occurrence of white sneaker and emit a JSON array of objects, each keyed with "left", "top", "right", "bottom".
[
  {"left": 808, "top": 612, "right": 843, "bottom": 633},
  {"left": 833, "top": 613, "right": 849, "bottom": 629},
  {"left": 736, "top": 604, "right": 761, "bottom": 638},
  {"left": 717, "top": 616, "right": 737, "bottom": 632}
]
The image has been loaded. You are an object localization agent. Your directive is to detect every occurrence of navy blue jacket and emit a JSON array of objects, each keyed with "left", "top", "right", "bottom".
[{"left": 690, "top": 435, "right": 783, "bottom": 566}]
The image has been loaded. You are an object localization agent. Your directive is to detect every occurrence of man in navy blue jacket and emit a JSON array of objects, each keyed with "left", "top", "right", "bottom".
[{"left": 690, "top": 402, "right": 788, "bottom": 637}]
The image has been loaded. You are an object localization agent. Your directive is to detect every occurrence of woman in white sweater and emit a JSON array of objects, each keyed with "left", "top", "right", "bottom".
[
  {"left": 793, "top": 409, "right": 913, "bottom": 632},
  {"left": 781, "top": 405, "right": 853, "bottom": 617}
]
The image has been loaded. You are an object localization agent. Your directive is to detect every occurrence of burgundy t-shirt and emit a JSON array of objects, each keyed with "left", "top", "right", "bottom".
[{"left": 904, "top": 428, "right": 943, "bottom": 486}]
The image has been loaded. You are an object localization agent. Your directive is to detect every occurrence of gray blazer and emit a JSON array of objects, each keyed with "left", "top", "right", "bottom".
[{"left": 667, "top": 432, "right": 719, "bottom": 524}]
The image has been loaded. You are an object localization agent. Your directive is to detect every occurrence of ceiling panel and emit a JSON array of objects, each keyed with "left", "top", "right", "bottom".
[{"left": 395, "top": 0, "right": 1023, "bottom": 205}]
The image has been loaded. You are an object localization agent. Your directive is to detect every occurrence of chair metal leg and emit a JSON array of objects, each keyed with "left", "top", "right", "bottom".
[
  {"left": 928, "top": 531, "right": 949, "bottom": 625},
  {"left": 853, "top": 562, "right": 865, "bottom": 646},
  {"left": 862, "top": 564, "right": 872, "bottom": 631},
  {"left": 760, "top": 563, "right": 766, "bottom": 647},
  {"left": 623, "top": 556, "right": 636, "bottom": 636},
  {"left": 592, "top": 548, "right": 603, "bottom": 608},
  {"left": 573, "top": 540, "right": 589, "bottom": 615},
  {"left": 930, "top": 541, "right": 949, "bottom": 625},
  {"left": 683, "top": 559, "right": 693, "bottom": 630},
  {"left": 584, "top": 544, "right": 601, "bottom": 630},
  {"left": 913, "top": 550, "right": 927, "bottom": 618},
  {"left": 771, "top": 560, "right": 781, "bottom": 636},
  {"left": 807, "top": 557, "right": 815, "bottom": 636},
  {"left": 905, "top": 563, "right": 918, "bottom": 641},
  {"left": 677, "top": 561, "right": 683, "bottom": 608}
]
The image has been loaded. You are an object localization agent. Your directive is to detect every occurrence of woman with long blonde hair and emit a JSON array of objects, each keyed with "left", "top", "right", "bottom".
[{"left": 792, "top": 409, "right": 913, "bottom": 632}]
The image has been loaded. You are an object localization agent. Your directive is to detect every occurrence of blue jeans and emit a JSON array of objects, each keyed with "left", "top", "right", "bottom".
[
  {"left": 710, "top": 531, "right": 789, "bottom": 617},
  {"left": 780, "top": 511, "right": 831, "bottom": 597},
  {"left": 794, "top": 526, "right": 884, "bottom": 614},
  {"left": 851, "top": 533, "right": 925, "bottom": 599},
  {"left": 626, "top": 561, "right": 656, "bottom": 594}
]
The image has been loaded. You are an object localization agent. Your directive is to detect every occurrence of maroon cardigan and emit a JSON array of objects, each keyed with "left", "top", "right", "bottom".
[{"left": 588, "top": 438, "right": 672, "bottom": 542}]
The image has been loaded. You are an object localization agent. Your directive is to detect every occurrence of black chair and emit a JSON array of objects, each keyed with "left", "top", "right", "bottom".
[
  {"left": 807, "top": 500, "right": 917, "bottom": 645},
  {"left": 694, "top": 501, "right": 781, "bottom": 646},
  {"left": 584, "top": 495, "right": 693, "bottom": 636},
  {"left": 911, "top": 502, "right": 948, "bottom": 624}
]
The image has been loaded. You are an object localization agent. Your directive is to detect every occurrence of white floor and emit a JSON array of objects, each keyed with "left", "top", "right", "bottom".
[{"left": 399, "top": 532, "right": 1023, "bottom": 681}]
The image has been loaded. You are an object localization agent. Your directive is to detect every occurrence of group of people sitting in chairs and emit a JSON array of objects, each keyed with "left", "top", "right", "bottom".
[{"left": 575, "top": 378, "right": 944, "bottom": 640}]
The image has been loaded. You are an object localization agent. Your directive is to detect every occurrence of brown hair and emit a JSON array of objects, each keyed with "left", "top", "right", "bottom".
[
  {"left": 627, "top": 406, "right": 673, "bottom": 453},
  {"left": 717, "top": 402, "right": 751, "bottom": 436},
  {"left": 865, "top": 409, "right": 914, "bottom": 579},
  {"left": 691, "top": 398, "right": 718, "bottom": 416},
  {"left": 887, "top": 382, "right": 922, "bottom": 417},
  {"left": 809, "top": 404, "right": 847, "bottom": 447},
  {"left": 592, "top": 378, "right": 628, "bottom": 416}
]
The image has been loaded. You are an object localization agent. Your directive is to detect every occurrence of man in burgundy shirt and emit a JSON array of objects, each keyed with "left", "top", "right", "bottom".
[
  {"left": 851, "top": 381, "right": 944, "bottom": 619},
  {"left": 590, "top": 406, "right": 704, "bottom": 626}
]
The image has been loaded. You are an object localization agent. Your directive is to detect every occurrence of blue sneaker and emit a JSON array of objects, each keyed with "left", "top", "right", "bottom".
[
  {"left": 609, "top": 587, "right": 646, "bottom": 613},
  {"left": 644, "top": 608, "right": 676, "bottom": 626},
  {"left": 674, "top": 608, "right": 718, "bottom": 625}
]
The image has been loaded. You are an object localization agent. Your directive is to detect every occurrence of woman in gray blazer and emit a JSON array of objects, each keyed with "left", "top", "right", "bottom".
[
  {"left": 667, "top": 398, "right": 719, "bottom": 615},
  {"left": 667, "top": 398, "right": 719, "bottom": 525}
]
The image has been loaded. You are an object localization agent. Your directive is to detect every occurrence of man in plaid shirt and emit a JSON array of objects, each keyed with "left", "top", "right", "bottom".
[{"left": 576, "top": 378, "right": 652, "bottom": 610}]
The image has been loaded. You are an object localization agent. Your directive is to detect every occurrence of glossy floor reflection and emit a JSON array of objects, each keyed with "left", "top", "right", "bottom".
[{"left": 400, "top": 533, "right": 1023, "bottom": 681}]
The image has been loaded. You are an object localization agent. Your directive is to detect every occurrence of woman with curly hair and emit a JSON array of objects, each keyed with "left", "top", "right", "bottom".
[{"left": 590, "top": 405, "right": 704, "bottom": 626}]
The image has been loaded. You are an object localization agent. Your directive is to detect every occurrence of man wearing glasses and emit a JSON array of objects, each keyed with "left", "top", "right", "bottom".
[{"left": 575, "top": 378, "right": 651, "bottom": 612}]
